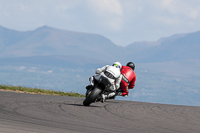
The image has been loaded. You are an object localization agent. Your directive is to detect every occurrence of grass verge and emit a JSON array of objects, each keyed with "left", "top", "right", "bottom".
[{"left": 0, "top": 85, "right": 85, "bottom": 97}]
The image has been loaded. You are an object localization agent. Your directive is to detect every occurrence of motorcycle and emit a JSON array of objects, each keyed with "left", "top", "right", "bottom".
[{"left": 83, "top": 74, "right": 116, "bottom": 106}]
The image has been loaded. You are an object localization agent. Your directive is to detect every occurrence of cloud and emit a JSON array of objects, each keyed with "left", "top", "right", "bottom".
[
  {"left": 156, "top": 17, "right": 181, "bottom": 25},
  {"left": 0, "top": 0, "right": 80, "bottom": 30},
  {"left": 87, "top": 0, "right": 123, "bottom": 31},
  {"left": 87, "top": 0, "right": 123, "bottom": 16},
  {"left": 155, "top": 0, "right": 200, "bottom": 19}
]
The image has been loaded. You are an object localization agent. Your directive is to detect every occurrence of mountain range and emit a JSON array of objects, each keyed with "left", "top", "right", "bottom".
[
  {"left": 1, "top": 25, "right": 200, "bottom": 65},
  {"left": 0, "top": 25, "right": 200, "bottom": 106}
]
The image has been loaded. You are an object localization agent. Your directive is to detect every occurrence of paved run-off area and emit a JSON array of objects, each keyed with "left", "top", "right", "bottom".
[{"left": 0, "top": 91, "right": 200, "bottom": 133}]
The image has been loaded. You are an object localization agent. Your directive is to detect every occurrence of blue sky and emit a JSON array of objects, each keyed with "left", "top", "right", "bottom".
[{"left": 1, "top": 0, "right": 200, "bottom": 46}]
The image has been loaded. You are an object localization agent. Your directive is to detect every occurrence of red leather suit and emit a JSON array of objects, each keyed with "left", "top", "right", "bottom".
[{"left": 120, "top": 66, "right": 136, "bottom": 96}]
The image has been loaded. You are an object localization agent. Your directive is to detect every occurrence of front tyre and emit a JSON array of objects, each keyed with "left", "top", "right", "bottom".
[{"left": 83, "top": 86, "right": 102, "bottom": 106}]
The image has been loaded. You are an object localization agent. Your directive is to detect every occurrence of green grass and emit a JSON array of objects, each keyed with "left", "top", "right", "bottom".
[{"left": 0, "top": 85, "right": 85, "bottom": 97}]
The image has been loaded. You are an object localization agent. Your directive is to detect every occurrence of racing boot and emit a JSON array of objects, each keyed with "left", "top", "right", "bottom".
[
  {"left": 101, "top": 92, "right": 116, "bottom": 103},
  {"left": 101, "top": 94, "right": 107, "bottom": 103},
  {"left": 108, "top": 92, "right": 117, "bottom": 99}
]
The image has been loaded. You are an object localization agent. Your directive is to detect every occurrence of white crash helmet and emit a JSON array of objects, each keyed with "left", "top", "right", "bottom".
[{"left": 112, "top": 61, "right": 122, "bottom": 69}]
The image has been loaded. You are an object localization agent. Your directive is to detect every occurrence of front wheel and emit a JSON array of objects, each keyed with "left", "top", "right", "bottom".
[{"left": 83, "top": 86, "right": 102, "bottom": 106}]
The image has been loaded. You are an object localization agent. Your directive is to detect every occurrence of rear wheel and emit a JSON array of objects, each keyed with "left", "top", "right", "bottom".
[{"left": 83, "top": 87, "right": 102, "bottom": 106}]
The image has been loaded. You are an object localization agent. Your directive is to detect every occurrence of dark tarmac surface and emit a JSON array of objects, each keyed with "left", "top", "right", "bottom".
[{"left": 0, "top": 91, "right": 200, "bottom": 133}]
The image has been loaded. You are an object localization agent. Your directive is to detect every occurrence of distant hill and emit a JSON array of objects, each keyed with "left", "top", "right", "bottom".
[
  {"left": 0, "top": 25, "right": 125, "bottom": 67},
  {"left": 126, "top": 31, "right": 200, "bottom": 62}
]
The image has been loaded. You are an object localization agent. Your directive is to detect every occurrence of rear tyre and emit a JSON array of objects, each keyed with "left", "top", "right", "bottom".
[{"left": 83, "top": 87, "right": 102, "bottom": 106}]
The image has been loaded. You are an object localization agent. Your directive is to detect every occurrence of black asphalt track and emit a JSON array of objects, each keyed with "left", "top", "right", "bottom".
[{"left": 0, "top": 91, "right": 200, "bottom": 133}]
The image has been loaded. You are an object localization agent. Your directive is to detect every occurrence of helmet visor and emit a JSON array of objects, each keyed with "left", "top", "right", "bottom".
[{"left": 113, "top": 63, "right": 121, "bottom": 69}]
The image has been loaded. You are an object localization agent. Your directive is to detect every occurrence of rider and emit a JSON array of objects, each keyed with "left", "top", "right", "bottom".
[
  {"left": 86, "top": 61, "right": 122, "bottom": 102},
  {"left": 117, "top": 62, "right": 136, "bottom": 97}
]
